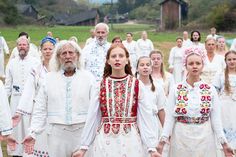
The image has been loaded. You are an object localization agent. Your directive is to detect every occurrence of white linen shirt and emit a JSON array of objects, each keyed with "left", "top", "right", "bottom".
[
  {"left": 0, "top": 81, "right": 13, "bottom": 136},
  {"left": 29, "top": 69, "right": 96, "bottom": 137},
  {"left": 161, "top": 80, "right": 226, "bottom": 143},
  {"left": 82, "top": 40, "right": 111, "bottom": 83},
  {"left": 136, "top": 38, "right": 154, "bottom": 57},
  {"left": 201, "top": 54, "right": 225, "bottom": 84},
  {"left": 5, "top": 55, "right": 40, "bottom": 114}
]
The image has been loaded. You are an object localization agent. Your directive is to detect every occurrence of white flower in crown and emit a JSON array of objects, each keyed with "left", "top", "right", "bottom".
[{"left": 183, "top": 47, "right": 207, "bottom": 66}]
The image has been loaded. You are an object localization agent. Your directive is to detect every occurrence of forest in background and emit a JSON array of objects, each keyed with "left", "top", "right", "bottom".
[{"left": 0, "top": 0, "right": 236, "bottom": 31}]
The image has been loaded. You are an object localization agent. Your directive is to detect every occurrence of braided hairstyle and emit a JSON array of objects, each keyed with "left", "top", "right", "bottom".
[{"left": 136, "top": 56, "right": 155, "bottom": 92}]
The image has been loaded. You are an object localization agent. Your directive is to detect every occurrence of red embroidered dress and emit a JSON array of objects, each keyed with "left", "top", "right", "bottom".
[{"left": 99, "top": 75, "right": 139, "bottom": 134}]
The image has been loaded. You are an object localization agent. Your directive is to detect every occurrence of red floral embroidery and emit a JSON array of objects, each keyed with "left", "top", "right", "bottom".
[
  {"left": 199, "top": 84, "right": 212, "bottom": 116},
  {"left": 99, "top": 76, "right": 139, "bottom": 134},
  {"left": 175, "top": 84, "right": 188, "bottom": 115}
]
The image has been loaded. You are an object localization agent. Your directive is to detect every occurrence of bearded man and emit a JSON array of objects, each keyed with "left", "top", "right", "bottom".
[
  {"left": 22, "top": 40, "right": 95, "bottom": 157},
  {"left": 82, "top": 23, "right": 111, "bottom": 83},
  {"left": 5, "top": 36, "right": 40, "bottom": 157}
]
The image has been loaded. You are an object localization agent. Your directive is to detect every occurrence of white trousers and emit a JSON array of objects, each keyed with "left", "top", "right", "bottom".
[{"left": 47, "top": 123, "right": 85, "bottom": 157}]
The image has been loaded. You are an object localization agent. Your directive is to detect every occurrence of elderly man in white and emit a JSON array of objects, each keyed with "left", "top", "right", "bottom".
[
  {"left": 82, "top": 22, "right": 111, "bottom": 83},
  {"left": 22, "top": 40, "right": 95, "bottom": 157},
  {"left": 5, "top": 36, "right": 40, "bottom": 157},
  {"left": 0, "top": 34, "right": 9, "bottom": 78},
  {"left": 136, "top": 31, "right": 154, "bottom": 57}
]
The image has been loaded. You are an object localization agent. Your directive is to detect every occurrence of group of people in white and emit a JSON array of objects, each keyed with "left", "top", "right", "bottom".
[{"left": 0, "top": 23, "right": 236, "bottom": 157}]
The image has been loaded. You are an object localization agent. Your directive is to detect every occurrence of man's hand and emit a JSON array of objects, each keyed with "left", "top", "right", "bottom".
[
  {"left": 22, "top": 135, "right": 35, "bottom": 154},
  {"left": 6, "top": 135, "right": 18, "bottom": 151},
  {"left": 71, "top": 149, "right": 86, "bottom": 157}
]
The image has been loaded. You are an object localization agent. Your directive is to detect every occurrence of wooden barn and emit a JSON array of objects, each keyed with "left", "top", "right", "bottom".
[
  {"left": 159, "top": 0, "right": 188, "bottom": 30},
  {"left": 16, "top": 4, "right": 38, "bottom": 19},
  {"left": 52, "top": 9, "right": 100, "bottom": 26}
]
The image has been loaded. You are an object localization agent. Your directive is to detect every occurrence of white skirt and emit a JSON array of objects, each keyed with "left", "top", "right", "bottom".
[
  {"left": 169, "top": 120, "right": 217, "bottom": 157},
  {"left": 91, "top": 123, "right": 146, "bottom": 157},
  {"left": 220, "top": 94, "right": 236, "bottom": 149}
]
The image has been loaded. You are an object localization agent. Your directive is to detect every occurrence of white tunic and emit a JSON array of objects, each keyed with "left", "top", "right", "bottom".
[
  {"left": 201, "top": 54, "right": 225, "bottom": 84},
  {"left": 230, "top": 38, "right": 236, "bottom": 51},
  {"left": 17, "top": 64, "right": 49, "bottom": 157},
  {"left": 182, "top": 39, "right": 192, "bottom": 48},
  {"left": 0, "top": 80, "right": 12, "bottom": 157},
  {"left": 144, "top": 82, "right": 166, "bottom": 144},
  {"left": 213, "top": 73, "right": 236, "bottom": 149},
  {"left": 0, "top": 80, "right": 12, "bottom": 136},
  {"left": 168, "top": 46, "right": 185, "bottom": 83},
  {"left": 153, "top": 72, "right": 174, "bottom": 96},
  {"left": 161, "top": 80, "right": 227, "bottom": 157},
  {"left": 0, "top": 36, "right": 9, "bottom": 77},
  {"left": 82, "top": 40, "right": 111, "bottom": 83},
  {"left": 190, "top": 42, "right": 205, "bottom": 50},
  {"left": 122, "top": 40, "right": 138, "bottom": 72},
  {"left": 136, "top": 38, "right": 154, "bottom": 57},
  {"left": 79, "top": 75, "right": 158, "bottom": 157},
  {"left": 4, "top": 55, "right": 40, "bottom": 156},
  {"left": 29, "top": 69, "right": 95, "bottom": 136}
]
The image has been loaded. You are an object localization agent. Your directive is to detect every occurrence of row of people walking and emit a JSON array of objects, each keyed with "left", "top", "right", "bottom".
[{"left": 0, "top": 23, "right": 235, "bottom": 157}]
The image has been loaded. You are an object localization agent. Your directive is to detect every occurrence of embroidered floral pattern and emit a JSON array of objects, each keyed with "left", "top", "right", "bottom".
[
  {"left": 99, "top": 75, "right": 139, "bottom": 134},
  {"left": 175, "top": 84, "right": 188, "bottom": 115},
  {"left": 199, "top": 84, "right": 211, "bottom": 116},
  {"left": 175, "top": 83, "right": 212, "bottom": 117}
]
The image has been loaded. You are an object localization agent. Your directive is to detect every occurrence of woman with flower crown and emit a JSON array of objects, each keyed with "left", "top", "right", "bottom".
[{"left": 156, "top": 47, "right": 234, "bottom": 157}]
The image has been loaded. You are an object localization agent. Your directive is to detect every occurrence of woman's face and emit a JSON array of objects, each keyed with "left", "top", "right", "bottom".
[
  {"left": 176, "top": 39, "right": 183, "bottom": 47},
  {"left": 41, "top": 42, "right": 54, "bottom": 61},
  {"left": 186, "top": 54, "right": 203, "bottom": 77},
  {"left": 217, "top": 38, "right": 226, "bottom": 49},
  {"left": 225, "top": 52, "right": 236, "bottom": 70},
  {"left": 137, "top": 57, "right": 152, "bottom": 77},
  {"left": 150, "top": 53, "right": 162, "bottom": 68},
  {"left": 108, "top": 47, "right": 128, "bottom": 72}
]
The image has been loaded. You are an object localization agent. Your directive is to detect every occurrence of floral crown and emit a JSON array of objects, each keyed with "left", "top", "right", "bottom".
[{"left": 183, "top": 47, "right": 206, "bottom": 66}]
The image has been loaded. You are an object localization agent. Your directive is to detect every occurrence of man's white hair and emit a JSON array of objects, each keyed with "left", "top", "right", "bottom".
[
  {"left": 95, "top": 22, "right": 109, "bottom": 33},
  {"left": 49, "top": 40, "right": 82, "bottom": 71}
]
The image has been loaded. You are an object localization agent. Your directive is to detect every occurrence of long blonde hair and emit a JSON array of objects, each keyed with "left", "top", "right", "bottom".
[
  {"left": 149, "top": 50, "right": 166, "bottom": 81},
  {"left": 224, "top": 50, "right": 236, "bottom": 95}
]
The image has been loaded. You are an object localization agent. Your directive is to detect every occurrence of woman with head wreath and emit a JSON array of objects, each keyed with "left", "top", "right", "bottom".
[{"left": 157, "top": 47, "right": 234, "bottom": 157}]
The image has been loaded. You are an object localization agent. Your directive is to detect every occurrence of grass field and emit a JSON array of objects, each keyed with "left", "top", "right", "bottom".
[
  {"left": 1, "top": 23, "right": 236, "bottom": 67},
  {"left": 1, "top": 23, "right": 236, "bottom": 156}
]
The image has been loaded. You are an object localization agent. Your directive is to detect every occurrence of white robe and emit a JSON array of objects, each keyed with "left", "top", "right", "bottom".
[
  {"left": 0, "top": 80, "right": 13, "bottom": 157},
  {"left": 122, "top": 40, "right": 138, "bottom": 72},
  {"left": 28, "top": 69, "right": 95, "bottom": 157},
  {"left": 82, "top": 40, "right": 111, "bottom": 83},
  {"left": 168, "top": 46, "right": 185, "bottom": 84},
  {"left": 4, "top": 55, "right": 40, "bottom": 156},
  {"left": 201, "top": 54, "right": 225, "bottom": 84},
  {"left": 17, "top": 64, "right": 49, "bottom": 157},
  {"left": 0, "top": 36, "right": 9, "bottom": 77},
  {"left": 136, "top": 38, "right": 154, "bottom": 57}
]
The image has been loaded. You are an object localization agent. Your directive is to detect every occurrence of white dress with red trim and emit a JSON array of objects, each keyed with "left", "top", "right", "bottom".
[
  {"left": 80, "top": 75, "right": 157, "bottom": 157},
  {"left": 160, "top": 80, "right": 227, "bottom": 157}
]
